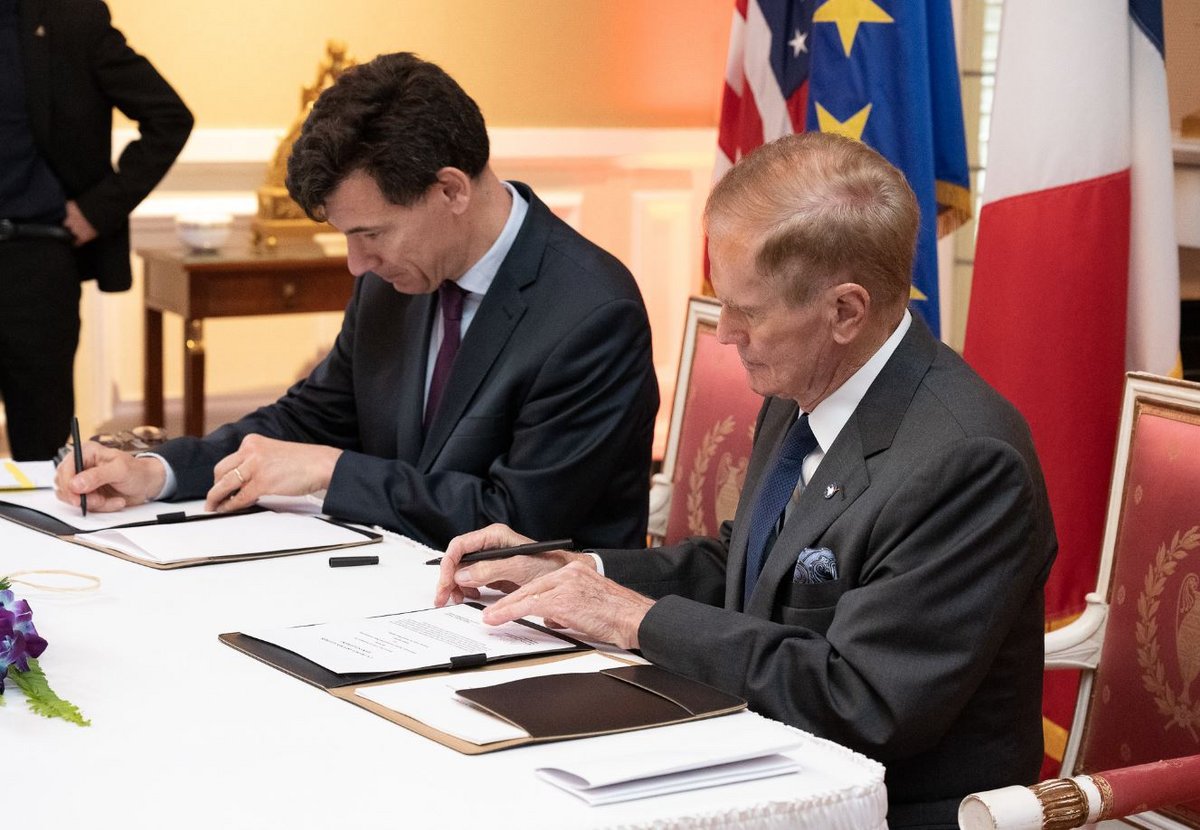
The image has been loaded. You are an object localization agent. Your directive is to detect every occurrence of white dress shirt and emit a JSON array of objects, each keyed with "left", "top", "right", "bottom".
[{"left": 784, "top": 310, "right": 912, "bottom": 521}]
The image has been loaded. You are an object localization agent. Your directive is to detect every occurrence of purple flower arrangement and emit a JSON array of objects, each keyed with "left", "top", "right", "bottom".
[
  {"left": 0, "top": 577, "right": 88, "bottom": 725},
  {"left": 0, "top": 582, "right": 48, "bottom": 686}
]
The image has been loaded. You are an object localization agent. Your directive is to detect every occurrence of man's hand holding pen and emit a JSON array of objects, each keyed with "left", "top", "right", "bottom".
[
  {"left": 434, "top": 523, "right": 654, "bottom": 650},
  {"left": 54, "top": 431, "right": 344, "bottom": 514},
  {"left": 54, "top": 443, "right": 166, "bottom": 512}
]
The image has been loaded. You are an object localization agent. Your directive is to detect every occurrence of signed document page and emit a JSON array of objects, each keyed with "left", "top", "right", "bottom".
[{"left": 242, "top": 604, "right": 577, "bottom": 674}]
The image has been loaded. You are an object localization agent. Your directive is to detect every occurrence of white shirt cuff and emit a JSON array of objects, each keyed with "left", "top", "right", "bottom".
[
  {"left": 136, "top": 452, "right": 176, "bottom": 500},
  {"left": 585, "top": 551, "right": 605, "bottom": 576}
]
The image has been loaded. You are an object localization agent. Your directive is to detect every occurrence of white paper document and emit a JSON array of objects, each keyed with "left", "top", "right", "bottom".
[
  {"left": 0, "top": 460, "right": 56, "bottom": 490},
  {"left": 85, "top": 511, "right": 369, "bottom": 563},
  {"left": 243, "top": 603, "right": 578, "bottom": 675},
  {"left": 355, "top": 653, "right": 631, "bottom": 744},
  {"left": 0, "top": 488, "right": 213, "bottom": 530},
  {"left": 534, "top": 711, "right": 803, "bottom": 805}
]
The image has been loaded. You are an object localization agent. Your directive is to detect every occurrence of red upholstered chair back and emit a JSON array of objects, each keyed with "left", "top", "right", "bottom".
[
  {"left": 1057, "top": 373, "right": 1200, "bottom": 827},
  {"left": 659, "top": 297, "right": 763, "bottom": 546}
]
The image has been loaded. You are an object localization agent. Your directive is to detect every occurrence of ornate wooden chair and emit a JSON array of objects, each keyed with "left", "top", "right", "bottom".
[
  {"left": 960, "top": 373, "right": 1200, "bottom": 829},
  {"left": 647, "top": 297, "right": 763, "bottom": 546}
]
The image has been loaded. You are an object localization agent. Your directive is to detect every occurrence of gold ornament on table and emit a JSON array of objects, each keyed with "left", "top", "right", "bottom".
[
  {"left": 1184, "top": 109, "right": 1200, "bottom": 139},
  {"left": 252, "top": 40, "right": 356, "bottom": 249}
]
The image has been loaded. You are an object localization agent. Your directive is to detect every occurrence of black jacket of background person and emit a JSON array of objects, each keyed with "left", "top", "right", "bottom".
[{"left": 18, "top": 0, "right": 193, "bottom": 291}]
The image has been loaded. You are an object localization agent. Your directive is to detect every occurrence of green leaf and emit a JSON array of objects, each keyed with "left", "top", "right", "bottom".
[
  {"left": 8, "top": 658, "right": 90, "bottom": 726},
  {"left": 0, "top": 576, "right": 10, "bottom": 590}
]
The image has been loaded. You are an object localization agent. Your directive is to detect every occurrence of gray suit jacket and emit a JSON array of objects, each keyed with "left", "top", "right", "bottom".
[
  {"left": 603, "top": 318, "right": 1056, "bottom": 828},
  {"left": 157, "top": 184, "right": 659, "bottom": 549}
]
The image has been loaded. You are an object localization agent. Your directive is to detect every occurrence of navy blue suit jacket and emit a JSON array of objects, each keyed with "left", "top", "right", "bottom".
[{"left": 157, "top": 184, "right": 659, "bottom": 549}]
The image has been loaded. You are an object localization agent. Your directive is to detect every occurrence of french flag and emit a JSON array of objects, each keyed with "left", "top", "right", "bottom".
[{"left": 964, "top": 0, "right": 1179, "bottom": 772}]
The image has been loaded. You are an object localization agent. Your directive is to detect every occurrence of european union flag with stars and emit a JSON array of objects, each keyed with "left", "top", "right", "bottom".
[{"left": 727, "top": 0, "right": 971, "bottom": 337}]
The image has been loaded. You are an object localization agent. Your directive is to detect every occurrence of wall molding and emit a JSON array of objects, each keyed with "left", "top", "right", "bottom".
[{"left": 120, "top": 126, "right": 718, "bottom": 218}]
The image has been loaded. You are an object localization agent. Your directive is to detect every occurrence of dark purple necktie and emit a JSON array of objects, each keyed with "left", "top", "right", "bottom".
[{"left": 424, "top": 281, "right": 467, "bottom": 429}]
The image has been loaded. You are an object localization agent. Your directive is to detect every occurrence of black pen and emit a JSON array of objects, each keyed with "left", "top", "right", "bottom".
[
  {"left": 329, "top": 555, "right": 380, "bottom": 568},
  {"left": 70, "top": 416, "right": 87, "bottom": 517},
  {"left": 424, "top": 538, "right": 573, "bottom": 566}
]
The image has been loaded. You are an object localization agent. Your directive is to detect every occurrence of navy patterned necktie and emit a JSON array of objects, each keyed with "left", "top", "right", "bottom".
[
  {"left": 743, "top": 413, "right": 818, "bottom": 607},
  {"left": 424, "top": 281, "right": 467, "bottom": 429}
]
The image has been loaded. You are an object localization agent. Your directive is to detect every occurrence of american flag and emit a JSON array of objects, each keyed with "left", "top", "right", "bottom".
[{"left": 716, "top": 0, "right": 815, "bottom": 181}]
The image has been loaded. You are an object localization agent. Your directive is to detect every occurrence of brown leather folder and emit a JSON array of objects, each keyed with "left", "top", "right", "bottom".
[{"left": 456, "top": 664, "right": 746, "bottom": 739}]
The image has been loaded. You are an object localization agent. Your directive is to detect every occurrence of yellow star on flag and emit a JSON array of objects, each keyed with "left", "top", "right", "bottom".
[
  {"left": 910, "top": 284, "right": 927, "bottom": 302},
  {"left": 815, "top": 102, "right": 872, "bottom": 141},
  {"left": 813, "top": 0, "right": 894, "bottom": 57}
]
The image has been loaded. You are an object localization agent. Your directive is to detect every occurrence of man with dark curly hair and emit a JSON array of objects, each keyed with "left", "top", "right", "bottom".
[{"left": 59, "top": 52, "right": 658, "bottom": 550}]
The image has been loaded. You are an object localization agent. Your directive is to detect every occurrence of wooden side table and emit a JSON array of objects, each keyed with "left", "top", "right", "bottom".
[{"left": 139, "top": 243, "right": 353, "bottom": 436}]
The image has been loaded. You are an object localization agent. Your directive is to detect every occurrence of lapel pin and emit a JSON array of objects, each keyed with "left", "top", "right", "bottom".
[
  {"left": 823, "top": 484, "right": 842, "bottom": 500},
  {"left": 35, "top": 25, "right": 46, "bottom": 36}
]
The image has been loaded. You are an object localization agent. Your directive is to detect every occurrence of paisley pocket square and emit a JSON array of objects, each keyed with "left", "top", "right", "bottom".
[{"left": 793, "top": 546, "right": 838, "bottom": 584}]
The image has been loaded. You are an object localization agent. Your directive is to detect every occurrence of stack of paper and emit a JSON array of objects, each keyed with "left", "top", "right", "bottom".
[{"left": 534, "top": 711, "right": 803, "bottom": 804}]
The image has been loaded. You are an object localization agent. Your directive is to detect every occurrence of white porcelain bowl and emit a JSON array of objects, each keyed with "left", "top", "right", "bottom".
[{"left": 176, "top": 214, "right": 233, "bottom": 252}]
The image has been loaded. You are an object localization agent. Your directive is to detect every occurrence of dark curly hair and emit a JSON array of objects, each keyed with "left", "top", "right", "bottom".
[{"left": 286, "top": 52, "right": 490, "bottom": 219}]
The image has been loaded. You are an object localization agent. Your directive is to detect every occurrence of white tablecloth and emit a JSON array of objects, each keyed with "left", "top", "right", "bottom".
[{"left": 3, "top": 519, "right": 887, "bottom": 829}]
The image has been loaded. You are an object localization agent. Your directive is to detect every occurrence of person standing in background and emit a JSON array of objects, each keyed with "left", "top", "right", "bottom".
[{"left": 0, "top": 0, "right": 192, "bottom": 459}]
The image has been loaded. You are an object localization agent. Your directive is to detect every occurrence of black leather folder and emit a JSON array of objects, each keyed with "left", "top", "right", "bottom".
[
  {"left": 0, "top": 500, "right": 380, "bottom": 569},
  {"left": 218, "top": 607, "right": 590, "bottom": 690}
]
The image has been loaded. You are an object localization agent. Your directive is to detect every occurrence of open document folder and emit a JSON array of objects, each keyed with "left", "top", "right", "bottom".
[
  {"left": 221, "top": 603, "right": 750, "bottom": 755},
  {"left": 0, "top": 488, "right": 379, "bottom": 568}
]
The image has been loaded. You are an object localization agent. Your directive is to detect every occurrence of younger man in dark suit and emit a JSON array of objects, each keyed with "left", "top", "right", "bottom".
[
  {"left": 2, "top": 0, "right": 192, "bottom": 459},
  {"left": 436, "top": 132, "right": 1058, "bottom": 828},
  {"left": 57, "top": 52, "right": 658, "bottom": 550}
]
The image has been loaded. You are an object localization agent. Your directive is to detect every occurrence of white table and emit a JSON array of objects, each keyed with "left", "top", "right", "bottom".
[{"left": 4, "top": 520, "right": 887, "bottom": 829}]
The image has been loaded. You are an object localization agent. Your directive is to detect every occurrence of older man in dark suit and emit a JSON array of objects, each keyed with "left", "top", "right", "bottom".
[
  {"left": 2, "top": 0, "right": 192, "bottom": 459},
  {"left": 437, "top": 132, "right": 1058, "bottom": 828},
  {"left": 58, "top": 52, "right": 658, "bottom": 550}
]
